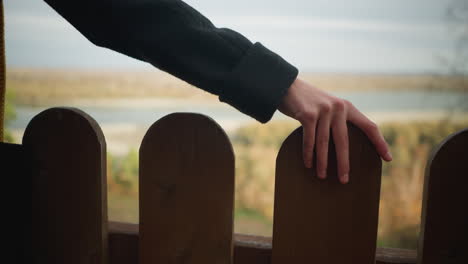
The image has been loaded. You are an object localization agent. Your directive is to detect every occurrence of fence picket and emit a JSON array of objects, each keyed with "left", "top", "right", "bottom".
[
  {"left": 272, "top": 124, "right": 382, "bottom": 263},
  {"left": 1, "top": 142, "right": 32, "bottom": 262},
  {"left": 22, "top": 107, "right": 108, "bottom": 264},
  {"left": 418, "top": 128, "right": 468, "bottom": 264},
  {"left": 139, "top": 113, "right": 235, "bottom": 264}
]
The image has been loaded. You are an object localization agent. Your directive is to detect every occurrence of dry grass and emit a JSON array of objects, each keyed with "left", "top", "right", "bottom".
[
  {"left": 7, "top": 68, "right": 468, "bottom": 247},
  {"left": 104, "top": 119, "right": 468, "bottom": 248},
  {"left": 7, "top": 68, "right": 467, "bottom": 106},
  {"left": 6, "top": 68, "right": 216, "bottom": 105},
  {"left": 301, "top": 73, "right": 467, "bottom": 92}
]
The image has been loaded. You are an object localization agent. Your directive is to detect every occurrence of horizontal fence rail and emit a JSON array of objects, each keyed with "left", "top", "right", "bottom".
[
  {"left": 107, "top": 221, "right": 418, "bottom": 264},
  {"left": 0, "top": 107, "right": 466, "bottom": 264}
]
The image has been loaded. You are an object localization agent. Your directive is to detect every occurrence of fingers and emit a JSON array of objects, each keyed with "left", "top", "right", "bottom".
[
  {"left": 332, "top": 111, "right": 350, "bottom": 184},
  {"left": 299, "top": 96, "right": 389, "bottom": 186},
  {"left": 302, "top": 121, "right": 317, "bottom": 168},
  {"left": 347, "top": 103, "right": 392, "bottom": 161},
  {"left": 315, "top": 106, "right": 332, "bottom": 179},
  {"left": 302, "top": 101, "right": 348, "bottom": 183}
]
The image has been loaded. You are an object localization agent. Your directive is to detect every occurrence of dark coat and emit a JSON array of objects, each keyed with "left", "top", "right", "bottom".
[{"left": 44, "top": 0, "right": 298, "bottom": 123}]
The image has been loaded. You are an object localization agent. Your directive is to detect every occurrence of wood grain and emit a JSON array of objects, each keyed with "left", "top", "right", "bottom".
[
  {"left": 272, "top": 124, "right": 382, "bottom": 264},
  {"left": 22, "top": 107, "right": 108, "bottom": 264},
  {"left": 139, "top": 113, "right": 235, "bottom": 264},
  {"left": 418, "top": 128, "right": 468, "bottom": 264}
]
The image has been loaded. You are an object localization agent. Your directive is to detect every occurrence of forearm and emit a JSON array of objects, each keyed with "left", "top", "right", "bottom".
[{"left": 44, "top": 0, "right": 298, "bottom": 122}]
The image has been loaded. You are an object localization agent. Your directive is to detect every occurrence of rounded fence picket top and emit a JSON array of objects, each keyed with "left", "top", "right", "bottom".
[
  {"left": 23, "top": 107, "right": 108, "bottom": 264},
  {"left": 418, "top": 128, "right": 468, "bottom": 264},
  {"left": 272, "top": 123, "right": 382, "bottom": 264},
  {"left": 139, "top": 112, "right": 235, "bottom": 264},
  {"left": 20, "top": 106, "right": 465, "bottom": 264}
]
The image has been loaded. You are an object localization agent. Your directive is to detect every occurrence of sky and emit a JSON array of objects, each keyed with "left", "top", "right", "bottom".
[{"left": 5, "top": 0, "right": 461, "bottom": 73}]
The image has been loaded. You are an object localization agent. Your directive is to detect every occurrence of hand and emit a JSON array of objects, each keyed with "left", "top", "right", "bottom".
[{"left": 278, "top": 78, "right": 392, "bottom": 184}]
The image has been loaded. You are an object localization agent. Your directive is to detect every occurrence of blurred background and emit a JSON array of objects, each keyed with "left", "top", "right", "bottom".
[{"left": 4, "top": 0, "right": 468, "bottom": 249}]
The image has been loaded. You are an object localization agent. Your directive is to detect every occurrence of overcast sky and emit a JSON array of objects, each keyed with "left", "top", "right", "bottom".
[{"left": 5, "top": 0, "right": 460, "bottom": 73}]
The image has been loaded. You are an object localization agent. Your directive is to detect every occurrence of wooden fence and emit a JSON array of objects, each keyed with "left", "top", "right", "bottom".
[{"left": 1, "top": 107, "right": 467, "bottom": 264}]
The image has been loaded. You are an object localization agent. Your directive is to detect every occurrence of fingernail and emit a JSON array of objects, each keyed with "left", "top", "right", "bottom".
[
  {"left": 342, "top": 173, "right": 349, "bottom": 184},
  {"left": 319, "top": 170, "right": 326, "bottom": 179},
  {"left": 385, "top": 151, "right": 393, "bottom": 161}
]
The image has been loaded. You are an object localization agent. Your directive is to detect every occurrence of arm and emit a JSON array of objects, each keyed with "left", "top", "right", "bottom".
[
  {"left": 44, "top": 0, "right": 298, "bottom": 123},
  {"left": 44, "top": 0, "right": 391, "bottom": 183}
]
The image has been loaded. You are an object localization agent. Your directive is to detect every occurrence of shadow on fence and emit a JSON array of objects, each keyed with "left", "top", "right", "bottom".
[{"left": 1, "top": 107, "right": 467, "bottom": 264}]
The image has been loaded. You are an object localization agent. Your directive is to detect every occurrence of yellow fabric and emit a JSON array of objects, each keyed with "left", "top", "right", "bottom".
[{"left": 0, "top": 1, "right": 5, "bottom": 141}]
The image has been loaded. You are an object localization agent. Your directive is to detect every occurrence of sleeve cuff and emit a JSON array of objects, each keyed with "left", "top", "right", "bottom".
[{"left": 219, "top": 42, "right": 299, "bottom": 123}]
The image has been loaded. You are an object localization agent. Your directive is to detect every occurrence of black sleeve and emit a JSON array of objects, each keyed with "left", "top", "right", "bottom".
[{"left": 44, "top": 0, "right": 299, "bottom": 123}]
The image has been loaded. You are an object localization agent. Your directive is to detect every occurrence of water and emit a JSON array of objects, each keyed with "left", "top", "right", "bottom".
[
  {"left": 337, "top": 90, "right": 466, "bottom": 112},
  {"left": 9, "top": 100, "right": 253, "bottom": 130},
  {"left": 9, "top": 90, "right": 467, "bottom": 131}
]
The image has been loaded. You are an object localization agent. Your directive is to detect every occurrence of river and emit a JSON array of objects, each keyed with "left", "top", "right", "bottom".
[{"left": 7, "top": 90, "right": 468, "bottom": 155}]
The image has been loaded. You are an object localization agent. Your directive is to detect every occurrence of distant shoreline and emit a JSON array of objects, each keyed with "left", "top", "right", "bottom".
[
  {"left": 6, "top": 68, "right": 467, "bottom": 107},
  {"left": 9, "top": 110, "right": 468, "bottom": 156}
]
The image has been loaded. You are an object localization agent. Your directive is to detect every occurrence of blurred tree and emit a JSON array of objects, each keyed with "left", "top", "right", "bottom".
[
  {"left": 445, "top": 0, "right": 468, "bottom": 77},
  {"left": 434, "top": 0, "right": 468, "bottom": 113},
  {"left": 5, "top": 91, "right": 15, "bottom": 123},
  {"left": 3, "top": 90, "right": 16, "bottom": 142}
]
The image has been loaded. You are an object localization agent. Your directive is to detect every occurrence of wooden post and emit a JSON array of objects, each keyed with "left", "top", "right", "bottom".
[
  {"left": 418, "top": 128, "right": 468, "bottom": 264},
  {"left": 23, "top": 107, "right": 108, "bottom": 264},
  {"left": 139, "top": 113, "right": 235, "bottom": 264},
  {"left": 272, "top": 124, "right": 382, "bottom": 263},
  {"left": 1, "top": 142, "right": 32, "bottom": 262},
  {"left": 0, "top": 0, "right": 6, "bottom": 141}
]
